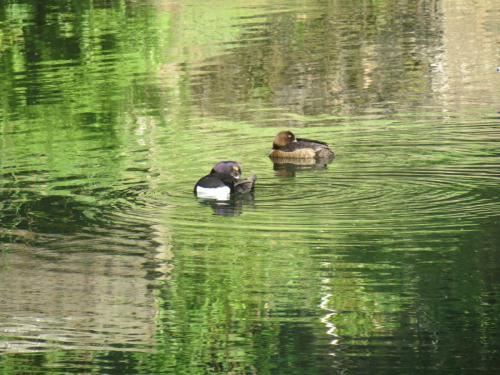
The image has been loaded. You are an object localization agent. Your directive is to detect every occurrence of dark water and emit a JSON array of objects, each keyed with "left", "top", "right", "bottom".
[{"left": 1, "top": 0, "right": 500, "bottom": 373}]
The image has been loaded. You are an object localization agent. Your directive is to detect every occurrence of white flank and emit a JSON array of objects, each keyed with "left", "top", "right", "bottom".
[{"left": 196, "top": 185, "right": 231, "bottom": 200}]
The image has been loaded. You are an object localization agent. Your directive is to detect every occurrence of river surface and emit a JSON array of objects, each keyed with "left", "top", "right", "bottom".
[{"left": 1, "top": 1, "right": 500, "bottom": 374}]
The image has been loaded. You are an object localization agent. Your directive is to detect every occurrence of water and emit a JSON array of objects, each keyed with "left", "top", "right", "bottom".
[{"left": 1, "top": 0, "right": 500, "bottom": 373}]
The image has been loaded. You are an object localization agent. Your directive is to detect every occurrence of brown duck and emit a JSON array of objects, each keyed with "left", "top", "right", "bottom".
[{"left": 269, "top": 130, "right": 334, "bottom": 160}]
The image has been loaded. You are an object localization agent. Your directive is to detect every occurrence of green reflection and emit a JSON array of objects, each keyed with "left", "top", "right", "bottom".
[{"left": 1, "top": 0, "right": 500, "bottom": 374}]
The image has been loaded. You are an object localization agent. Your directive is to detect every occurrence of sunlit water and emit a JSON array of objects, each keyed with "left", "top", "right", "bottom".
[{"left": 1, "top": 0, "right": 500, "bottom": 373}]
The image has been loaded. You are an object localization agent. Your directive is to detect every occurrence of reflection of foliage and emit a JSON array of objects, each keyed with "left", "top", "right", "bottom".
[
  {"left": 0, "top": 351, "right": 100, "bottom": 374},
  {"left": 190, "top": 0, "right": 443, "bottom": 120},
  {"left": 1, "top": 0, "right": 500, "bottom": 374},
  {"left": 0, "top": 1, "right": 169, "bottom": 232},
  {"left": 164, "top": 0, "right": 264, "bottom": 63},
  {"left": 0, "top": 0, "right": 169, "bottom": 114},
  {"left": 146, "top": 230, "right": 329, "bottom": 374}
]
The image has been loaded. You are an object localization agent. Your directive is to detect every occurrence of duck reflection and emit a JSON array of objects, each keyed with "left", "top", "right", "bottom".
[
  {"left": 272, "top": 158, "right": 331, "bottom": 177},
  {"left": 197, "top": 193, "right": 255, "bottom": 217}
]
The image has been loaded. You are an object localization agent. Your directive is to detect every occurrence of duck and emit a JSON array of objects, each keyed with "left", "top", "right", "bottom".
[
  {"left": 269, "top": 130, "right": 334, "bottom": 160},
  {"left": 194, "top": 161, "right": 257, "bottom": 200}
]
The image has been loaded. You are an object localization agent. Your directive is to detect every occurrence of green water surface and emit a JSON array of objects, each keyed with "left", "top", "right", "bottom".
[{"left": 1, "top": 0, "right": 500, "bottom": 374}]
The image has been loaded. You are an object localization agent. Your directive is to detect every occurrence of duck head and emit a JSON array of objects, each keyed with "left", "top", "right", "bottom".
[
  {"left": 273, "top": 131, "right": 296, "bottom": 148},
  {"left": 211, "top": 161, "right": 242, "bottom": 180}
]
